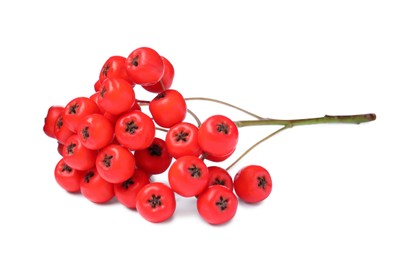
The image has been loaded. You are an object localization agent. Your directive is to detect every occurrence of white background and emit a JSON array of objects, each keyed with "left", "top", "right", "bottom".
[{"left": 1, "top": 1, "right": 409, "bottom": 259}]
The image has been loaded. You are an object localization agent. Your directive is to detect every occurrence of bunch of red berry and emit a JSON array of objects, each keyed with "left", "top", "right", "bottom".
[{"left": 43, "top": 46, "right": 272, "bottom": 225}]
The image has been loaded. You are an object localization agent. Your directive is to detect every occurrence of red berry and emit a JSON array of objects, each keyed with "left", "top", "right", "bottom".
[
  {"left": 234, "top": 165, "right": 272, "bottom": 203},
  {"left": 99, "top": 56, "right": 132, "bottom": 85},
  {"left": 62, "top": 134, "right": 97, "bottom": 171},
  {"left": 95, "top": 144, "right": 135, "bottom": 184},
  {"left": 207, "top": 166, "right": 233, "bottom": 191},
  {"left": 115, "top": 110, "right": 156, "bottom": 150},
  {"left": 98, "top": 78, "right": 135, "bottom": 115},
  {"left": 114, "top": 169, "right": 150, "bottom": 209},
  {"left": 62, "top": 97, "right": 100, "bottom": 133},
  {"left": 136, "top": 182, "right": 176, "bottom": 223},
  {"left": 198, "top": 115, "right": 239, "bottom": 158},
  {"left": 43, "top": 106, "right": 64, "bottom": 138},
  {"left": 80, "top": 168, "right": 115, "bottom": 204},
  {"left": 134, "top": 137, "right": 172, "bottom": 175},
  {"left": 142, "top": 56, "right": 174, "bottom": 93},
  {"left": 77, "top": 113, "right": 114, "bottom": 150},
  {"left": 126, "top": 47, "right": 164, "bottom": 85},
  {"left": 165, "top": 122, "right": 202, "bottom": 159},
  {"left": 168, "top": 155, "right": 209, "bottom": 197},
  {"left": 149, "top": 89, "right": 187, "bottom": 128},
  {"left": 54, "top": 158, "right": 85, "bottom": 193},
  {"left": 197, "top": 185, "right": 238, "bottom": 225}
]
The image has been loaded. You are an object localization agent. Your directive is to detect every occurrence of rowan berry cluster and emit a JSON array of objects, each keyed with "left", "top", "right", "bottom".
[{"left": 43, "top": 47, "right": 272, "bottom": 225}]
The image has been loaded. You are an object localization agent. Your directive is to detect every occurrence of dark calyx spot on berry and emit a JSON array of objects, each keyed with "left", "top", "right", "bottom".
[
  {"left": 62, "top": 164, "right": 73, "bottom": 173},
  {"left": 66, "top": 143, "right": 76, "bottom": 155},
  {"left": 82, "top": 127, "right": 90, "bottom": 139},
  {"left": 257, "top": 176, "right": 268, "bottom": 190},
  {"left": 216, "top": 196, "right": 229, "bottom": 211},
  {"left": 148, "top": 144, "right": 162, "bottom": 156},
  {"left": 148, "top": 194, "right": 162, "bottom": 208},
  {"left": 102, "top": 64, "right": 110, "bottom": 77},
  {"left": 188, "top": 165, "right": 201, "bottom": 178},
  {"left": 155, "top": 92, "right": 166, "bottom": 100},
  {"left": 121, "top": 178, "right": 135, "bottom": 189},
  {"left": 84, "top": 171, "right": 95, "bottom": 183},
  {"left": 132, "top": 56, "right": 139, "bottom": 67},
  {"left": 212, "top": 178, "right": 225, "bottom": 186},
  {"left": 175, "top": 131, "right": 189, "bottom": 142},
  {"left": 100, "top": 86, "right": 107, "bottom": 97},
  {"left": 103, "top": 154, "right": 113, "bottom": 167},
  {"left": 56, "top": 117, "right": 63, "bottom": 129},
  {"left": 216, "top": 123, "right": 229, "bottom": 134},
  {"left": 68, "top": 103, "right": 80, "bottom": 114},
  {"left": 125, "top": 120, "right": 138, "bottom": 134}
]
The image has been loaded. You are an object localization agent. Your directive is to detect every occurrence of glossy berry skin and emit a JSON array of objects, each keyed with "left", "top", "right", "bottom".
[
  {"left": 134, "top": 138, "right": 172, "bottom": 175},
  {"left": 98, "top": 78, "right": 135, "bottom": 115},
  {"left": 96, "top": 144, "right": 135, "bottom": 184},
  {"left": 197, "top": 185, "right": 238, "bottom": 225},
  {"left": 165, "top": 122, "right": 202, "bottom": 159},
  {"left": 54, "top": 115, "right": 75, "bottom": 145},
  {"left": 77, "top": 113, "right": 114, "bottom": 150},
  {"left": 43, "top": 106, "right": 64, "bottom": 138},
  {"left": 149, "top": 89, "right": 187, "bottom": 128},
  {"left": 62, "top": 97, "right": 100, "bottom": 133},
  {"left": 114, "top": 169, "right": 150, "bottom": 209},
  {"left": 126, "top": 47, "right": 164, "bottom": 85},
  {"left": 80, "top": 168, "right": 115, "bottom": 204},
  {"left": 115, "top": 110, "right": 155, "bottom": 150},
  {"left": 198, "top": 115, "right": 239, "bottom": 158},
  {"left": 207, "top": 166, "right": 233, "bottom": 191},
  {"left": 99, "top": 56, "right": 132, "bottom": 85},
  {"left": 62, "top": 134, "right": 98, "bottom": 171},
  {"left": 205, "top": 148, "right": 235, "bottom": 162},
  {"left": 142, "top": 56, "right": 174, "bottom": 93},
  {"left": 54, "top": 158, "right": 84, "bottom": 192},
  {"left": 168, "top": 156, "right": 209, "bottom": 197},
  {"left": 234, "top": 165, "right": 272, "bottom": 203},
  {"left": 136, "top": 182, "right": 176, "bottom": 223}
]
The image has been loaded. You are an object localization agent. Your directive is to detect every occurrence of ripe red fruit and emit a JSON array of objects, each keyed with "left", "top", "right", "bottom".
[
  {"left": 54, "top": 115, "right": 75, "bottom": 145},
  {"left": 95, "top": 144, "right": 135, "bottom": 184},
  {"left": 134, "top": 137, "right": 172, "bottom": 175},
  {"left": 80, "top": 168, "right": 115, "bottom": 204},
  {"left": 207, "top": 166, "right": 233, "bottom": 191},
  {"left": 114, "top": 169, "right": 151, "bottom": 209},
  {"left": 198, "top": 115, "right": 239, "bottom": 158},
  {"left": 136, "top": 182, "right": 176, "bottom": 223},
  {"left": 98, "top": 77, "right": 135, "bottom": 115},
  {"left": 142, "top": 56, "right": 174, "bottom": 93},
  {"left": 168, "top": 155, "right": 209, "bottom": 197},
  {"left": 126, "top": 47, "right": 164, "bottom": 85},
  {"left": 77, "top": 113, "right": 114, "bottom": 150},
  {"left": 205, "top": 148, "right": 235, "bottom": 162},
  {"left": 54, "top": 158, "right": 85, "bottom": 193},
  {"left": 43, "top": 106, "right": 64, "bottom": 138},
  {"left": 99, "top": 56, "right": 132, "bottom": 85},
  {"left": 197, "top": 185, "right": 238, "bottom": 225},
  {"left": 115, "top": 110, "right": 156, "bottom": 150},
  {"left": 234, "top": 165, "right": 272, "bottom": 203},
  {"left": 149, "top": 89, "right": 187, "bottom": 128},
  {"left": 165, "top": 122, "right": 202, "bottom": 159},
  {"left": 62, "top": 134, "right": 98, "bottom": 171},
  {"left": 62, "top": 97, "right": 100, "bottom": 133}
]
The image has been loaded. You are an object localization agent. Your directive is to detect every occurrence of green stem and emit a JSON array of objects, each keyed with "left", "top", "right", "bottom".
[
  {"left": 226, "top": 126, "right": 289, "bottom": 171},
  {"left": 187, "top": 109, "right": 202, "bottom": 127},
  {"left": 235, "top": 113, "right": 376, "bottom": 128},
  {"left": 185, "top": 97, "right": 264, "bottom": 120}
]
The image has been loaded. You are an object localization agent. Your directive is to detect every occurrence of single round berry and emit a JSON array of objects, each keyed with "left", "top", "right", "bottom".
[
  {"left": 126, "top": 47, "right": 164, "bottom": 85},
  {"left": 198, "top": 115, "right": 239, "bottom": 158},
  {"left": 234, "top": 165, "right": 272, "bottom": 203}
]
